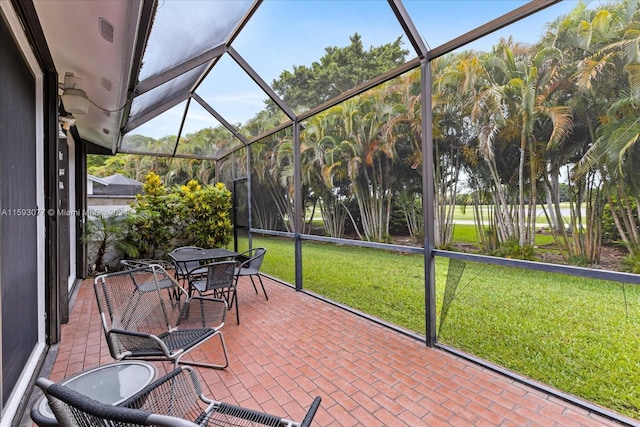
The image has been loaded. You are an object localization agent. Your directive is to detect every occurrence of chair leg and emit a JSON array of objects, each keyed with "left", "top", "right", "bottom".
[
  {"left": 243, "top": 275, "right": 268, "bottom": 301},
  {"left": 258, "top": 275, "right": 268, "bottom": 300},
  {"left": 174, "top": 331, "right": 229, "bottom": 370},
  {"left": 235, "top": 286, "right": 240, "bottom": 325},
  {"left": 248, "top": 275, "right": 259, "bottom": 294},
  {"left": 230, "top": 281, "right": 240, "bottom": 325},
  {"left": 229, "top": 277, "right": 240, "bottom": 325},
  {"left": 224, "top": 286, "right": 233, "bottom": 307}
]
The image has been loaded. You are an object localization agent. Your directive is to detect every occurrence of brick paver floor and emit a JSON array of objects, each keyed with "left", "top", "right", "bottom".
[{"left": 32, "top": 274, "right": 637, "bottom": 427}]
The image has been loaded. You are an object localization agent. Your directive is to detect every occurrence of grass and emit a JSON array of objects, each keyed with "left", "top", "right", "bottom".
[
  {"left": 452, "top": 223, "right": 480, "bottom": 243},
  {"left": 248, "top": 235, "right": 640, "bottom": 419},
  {"left": 451, "top": 203, "right": 575, "bottom": 224},
  {"left": 452, "top": 224, "right": 557, "bottom": 247},
  {"left": 438, "top": 263, "right": 640, "bottom": 417}
]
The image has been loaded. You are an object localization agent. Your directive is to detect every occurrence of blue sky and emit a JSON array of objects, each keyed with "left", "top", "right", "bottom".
[
  {"left": 232, "top": 1, "right": 587, "bottom": 83},
  {"left": 133, "top": 0, "right": 598, "bottom": 140}
]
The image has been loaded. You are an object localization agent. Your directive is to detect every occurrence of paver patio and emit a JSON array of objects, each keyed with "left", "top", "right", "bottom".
[{"left": 28, "top": 274, "right": 636, "bottom": 427}]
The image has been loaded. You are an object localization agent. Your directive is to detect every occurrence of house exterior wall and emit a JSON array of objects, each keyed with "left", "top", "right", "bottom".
[
  {"left": 0, "top": 2, "right": 66, "bottom": 425},
  {"left": 0, "top": 7, "right": 44, "bottom": 426},
  {"left": 0, "top": 9, "right": 40, "bottom": 414}
]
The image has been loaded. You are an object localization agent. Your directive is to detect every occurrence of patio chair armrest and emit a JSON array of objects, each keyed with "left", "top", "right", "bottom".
[
  {"left": 152, "top": 260, "right": 175, "bottom": 271},
  {"left": 234, "top": 256, "right": 251, "bottom": 270},
  {"left": 201, "top": 395, "right": 322, "bottom": 427},
  {"left": 171, "top": 281, "right": 190, "bottom": 299},
  {"left": 299, "top": 396, "right": 322, "bottom": 427},
  {"left": 106, "top": 329, "right": 169, "bottom": 358},
  {"left": 146, "top": 414, "right": 199, "bottom": 427},
  {"left": 186, "top": 263, "right": 207, "bottom": 277},
  {"left": 35, "top": 377, "right": 199, "bottom": 427},
  {"left": 178, "top": 296, "right": 227, "bottom": 329},
  {"left": 121, "top": 367, "right": 211, "bottom": 422}
]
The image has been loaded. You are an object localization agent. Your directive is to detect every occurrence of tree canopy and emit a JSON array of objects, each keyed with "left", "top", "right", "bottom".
[
  {"left": 94, "top": 3, "right": 640, "bottom": 267},
  {"left": 271, "top": 33, "right": 408, "bottom": 111}
]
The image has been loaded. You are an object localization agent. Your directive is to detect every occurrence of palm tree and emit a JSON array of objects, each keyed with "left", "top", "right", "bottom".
[
  {"left": 539, "top": 1, "right": 614, "bottom": 262},
  {"left": 468, "top": 44, "right": 519, "bottom": 245},
  {"left": 472, "top": 38, "right": 572, "bottom": 250},
  {"left": 83, "top": 211, "right": 136, "bottom": 273},
  {"left": 325, "top": 86, "right": 402, "bottom": 243},
  {"left": 249, "top": 129, "right": 297, "bottom": 232},
  {"left": 568, "top": 0, "right": 640, "bottom": 254},
  {"left": 381, "top": 70, "right": 426, "bottom": 245},
  {"left": 300, "top": 113, "right": 349, "bottom": 238}
]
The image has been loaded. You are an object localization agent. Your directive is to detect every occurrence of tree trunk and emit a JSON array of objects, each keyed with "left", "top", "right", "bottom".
[{"left": 518, "top": 143, "right": 526, "bottom": 248}]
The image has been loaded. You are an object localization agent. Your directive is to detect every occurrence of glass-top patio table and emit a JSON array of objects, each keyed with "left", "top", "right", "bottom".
[{"left": 31, "top": 361, "right": 157, "bottom": 427}]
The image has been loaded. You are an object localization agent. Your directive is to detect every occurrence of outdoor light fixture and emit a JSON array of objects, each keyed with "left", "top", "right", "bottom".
[
  {"left": 61, "top": 72, "right": 90, "bottom": 114},
  {"left": 59, "top": 114, "right": 76, "bottom": 131}
]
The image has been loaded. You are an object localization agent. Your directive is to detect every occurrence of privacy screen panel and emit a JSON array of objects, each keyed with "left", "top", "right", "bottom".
[{"left": 0, "top": 15, "right": 39, "bottom": 407}]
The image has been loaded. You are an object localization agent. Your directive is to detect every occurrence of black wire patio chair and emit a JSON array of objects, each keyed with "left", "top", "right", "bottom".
[
  {"left": 93, "top": 264, "right": 229, "bottom": 370},
  {"left": 34, "top": 367, "right": 322, "bottom": 427},
  {"left": 120, "top": 259, "right": 177, "bottom": 295},
  {"left": 169, "top": 246, "right": 206, "bottom": 285},
  {"left": 234, "top": 247, "right": 268, "bottom": 301},
  {"left": 121, "top": 258, "right": 175, "bottom": 272},
  {"left": 187, "top": 260, "right": 239, "bottom": 323}
]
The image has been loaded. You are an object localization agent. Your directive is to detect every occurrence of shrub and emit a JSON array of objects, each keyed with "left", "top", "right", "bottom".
[
  {"left": 622, "top": 247, "right": 640, "bottom": 274},
  {"left": 389, "top": 198, "right": 410, "bottom": 236},
  {"left": 491, "top": 237, "right": 536, "bottom": 260},
  {"left": 83, "top": 211, "right": 137, "bottom": 273},
  {"left": 125, "top": 172, "right": 177, "bottom": 259},
  {"left": 179, "top": 181, "right": 233, "bottom": 248},
  {"left": 124, "top": 173, "right": 233, "bottom": 259},
  {"left": 568, "top": 254, "right": 590, "bottom": 267}
]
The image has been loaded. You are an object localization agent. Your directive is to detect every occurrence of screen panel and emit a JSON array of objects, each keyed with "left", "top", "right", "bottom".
[{"left": 0, "top": 15, "right": 39, "bottom": 406}]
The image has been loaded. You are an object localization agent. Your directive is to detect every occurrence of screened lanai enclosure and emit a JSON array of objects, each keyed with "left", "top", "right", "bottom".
[{"left": 3, "top": 0, "right": 640, "bottom": 425}]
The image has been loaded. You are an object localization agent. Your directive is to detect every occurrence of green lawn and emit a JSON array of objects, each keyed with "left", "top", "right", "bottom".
[
  {"left": 451, "top": 203, "right": 575, "bottom": 224},
  {"left": 246, "top": 235, "right": 640, "bottom": 419},
  {"left": 453, "top": 224, "right": 556, "bottom": 247}
]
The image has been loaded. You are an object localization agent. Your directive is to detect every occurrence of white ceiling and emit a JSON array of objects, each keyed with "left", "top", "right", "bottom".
[{"left": 33, "top": 0, "right": 143, "bottom": 152}]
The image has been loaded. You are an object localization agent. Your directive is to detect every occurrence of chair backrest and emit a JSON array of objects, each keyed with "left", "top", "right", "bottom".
[
  {"left": 122, "top": 367, "right": 209, "bottom": 422},
  {"left": 170, "top": 246, "right": 204, "bottom": 277},
  {"left": 35, "top": 377, "right": 198, "bottom": 427},
  {"left": 122, "top": 259, "right": 174, "bottom": 271},
  {"left": 203, "top": 261, "right": 236, "bottom": 292},
  {"left": 239, "top": 247, "right": 266, "bottom": 272},
  {"left": 94, "top": 266, "right": 183, "bottom": 350}
]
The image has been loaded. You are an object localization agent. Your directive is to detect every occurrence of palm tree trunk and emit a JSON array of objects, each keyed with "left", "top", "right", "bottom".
[
  {"left": 486, "top": 157, "right": 515, "bottom": 240},
  {"left": 605, "top": 184, "right": 632, "bottom": 252},
  {"left": 518, "top": 142, "right": 526, "bottom": 248}
]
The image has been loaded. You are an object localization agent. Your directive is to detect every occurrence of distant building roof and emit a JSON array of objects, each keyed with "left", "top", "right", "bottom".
[
  {"left": 87, "top": 174, "right": 110, "bottom": 185},
  {"left": 89, "top": 173, "right": 143, "bottom": 196},
  {"left": 103, "top": 174, "right": 143, "bottom": 186}
]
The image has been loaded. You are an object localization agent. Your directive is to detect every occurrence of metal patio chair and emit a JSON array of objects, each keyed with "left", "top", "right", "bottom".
[
  {"left": 121, "top": 258, "right": 175, "bottom": 272},
  {"left": 34, "top": 367, "right": 322, "bottom": 427},
  {"left": 234, "top": 247, "right": 268, "bottom": 301},
  {"left": 120, "top": 259, "right": 177, "bottom": 295},
  {"left": 188, "top": 261, "right": 238, "bottom": 324},
  {"left": 94, "top": 264, "right": 229, "bottom": 370},
  {"left": 169, "top": 246, "right": 206, "bottom": 284}
]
